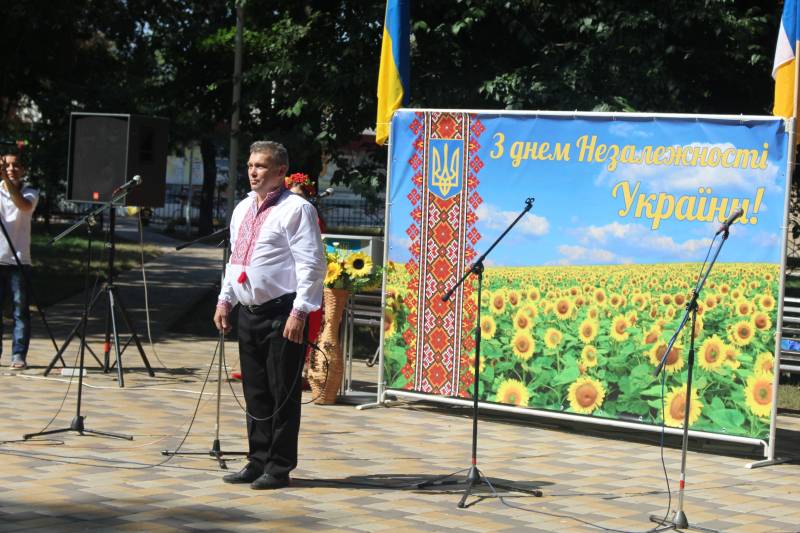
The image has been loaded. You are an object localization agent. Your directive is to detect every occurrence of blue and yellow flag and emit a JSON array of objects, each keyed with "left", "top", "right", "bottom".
[
  {"left": 773, "top": 0, "right": 799, "bottom": 117},
  {"left": 375, "top": 0, "right": 410, "bottom": 145}
]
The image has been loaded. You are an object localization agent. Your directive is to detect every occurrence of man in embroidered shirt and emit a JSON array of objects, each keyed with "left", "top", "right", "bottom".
[
  {"left": 0, "top": 152, "right": 38, "bottom": 370},
  {"left": 213, "top": 141, "right": 326, "bottom": 490}
]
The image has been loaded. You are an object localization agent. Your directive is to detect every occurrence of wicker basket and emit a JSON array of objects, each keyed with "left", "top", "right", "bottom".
[{"left": 308, "top": 287, "right": 347, "bottom": 404}]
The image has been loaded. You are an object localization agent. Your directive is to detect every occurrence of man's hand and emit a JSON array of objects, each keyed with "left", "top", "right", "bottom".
[
  {"left": 283, "top": 315, "right": 305, "bottom": 344},
  {"left": 213, "top": 306, "right": 231, "bottom": 333}
]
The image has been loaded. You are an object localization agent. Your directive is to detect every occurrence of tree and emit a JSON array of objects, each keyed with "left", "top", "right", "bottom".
[{"left": 0, "top": 0, "right": 783, "bottom": 228}]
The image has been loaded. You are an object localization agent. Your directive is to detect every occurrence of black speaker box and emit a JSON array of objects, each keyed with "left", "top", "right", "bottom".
[{"left": 67, "top": 113, "right": 168, "bottom": 207}]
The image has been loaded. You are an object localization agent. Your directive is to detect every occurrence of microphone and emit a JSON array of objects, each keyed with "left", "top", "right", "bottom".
[
  {"left": 715, "top": 207, "right": 744, "bottom": 235},
  {"left": 317, "top": 188, "right": 335, "bottom": 199},
  {"left": 113, "top": 175, "right": 142, "bottom": 195}
]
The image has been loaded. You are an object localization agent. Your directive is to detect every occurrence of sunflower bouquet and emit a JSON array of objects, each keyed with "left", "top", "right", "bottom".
[{"left": 324, "top": 251, "right": 382, "bottom": 292}]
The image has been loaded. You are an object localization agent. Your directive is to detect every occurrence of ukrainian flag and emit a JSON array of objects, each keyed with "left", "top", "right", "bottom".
[
  {"left": 375, "top": 0, "right": 410, "bottom": 145},
  {"left": 773, "top": 0, "right": 799, "bottom": 117}
]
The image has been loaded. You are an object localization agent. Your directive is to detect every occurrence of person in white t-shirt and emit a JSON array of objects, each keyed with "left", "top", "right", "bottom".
[
  {"left": 0, "top": 152, "right": 38, "bottom": 370},
  {"left": 213, "top": 141, "right": 326, "bottom": 490}
]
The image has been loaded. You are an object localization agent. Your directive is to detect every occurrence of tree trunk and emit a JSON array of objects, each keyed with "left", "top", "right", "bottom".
[{"left": 198, "top": 137, "right": 217, "bottom": 235}]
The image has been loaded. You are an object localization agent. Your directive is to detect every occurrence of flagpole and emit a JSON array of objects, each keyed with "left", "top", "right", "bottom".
[{"left": 749, "top": 38, "right": 799, "bottom": 469}]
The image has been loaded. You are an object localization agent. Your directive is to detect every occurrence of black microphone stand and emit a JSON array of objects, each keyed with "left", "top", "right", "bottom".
[
  {"left": 23, "top": 188, "right": 139, "bottom": 441},
  {"left": 42, "top": 187, "right": 154, "bottom": 385},
  {"left": 418, "top": 197, "right": 543, "bottom": 508},
  {"left": 161, "top": 227, "right": 247, "bottom": 469},
  {"left": 649, "top": 226, "right": 732, "bottom": 533}
]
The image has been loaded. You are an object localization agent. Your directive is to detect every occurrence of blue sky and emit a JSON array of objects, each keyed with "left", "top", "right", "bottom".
[{"left": 387, "top": 111, "right": 789, "bottom": 267}]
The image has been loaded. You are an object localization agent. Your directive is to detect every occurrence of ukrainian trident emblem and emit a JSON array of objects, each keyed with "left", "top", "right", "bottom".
[{"left": 428, "top": 139, "right": 463, "bottom": 200}]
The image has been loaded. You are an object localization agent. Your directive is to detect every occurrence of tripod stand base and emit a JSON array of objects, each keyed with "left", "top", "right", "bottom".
[
  {"left": 418, "top": 465, "right": 542, "bottom": 509},
  {"left": 650, "top": 510, "right": 719, "bottom": 532},
  {"left": 23, "top": 415, "right": 132, "bottom": 441},
  {"left": 161, "top": 439, "right": 248, "bottom": 469}
]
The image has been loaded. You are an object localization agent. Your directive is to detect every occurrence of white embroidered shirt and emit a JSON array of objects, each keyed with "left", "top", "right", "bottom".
[{"left": 218, "top": 189, "right": 326, "bottom": 317}]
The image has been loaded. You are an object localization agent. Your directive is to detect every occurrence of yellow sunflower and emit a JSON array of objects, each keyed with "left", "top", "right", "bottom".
[
  {"left": 642, "top": 326, "right": 660, "bottom": 346},
  {"left": 754, "top": 352, "right": 775, "bottom": 375},
  {"left": 735, "top": 299, "right": 754, "bottom": 317},
  {"left": 384, "top": 309, "right": 397, "bottom": 337},
  {"left": 489, "top": 290, "right": 506, "bottom": 315},
  {"left": 480, "top": 290, "right": 491, "bottom": 306},
  {"left": 758, "top": 293, "right": 776, "bottom": 311},
  {"left": 594, "top": 288, "right": 607, "bottom": 306},
  {"left": 324, "top": 261, "right": 343, "bottom": 285},
  {"left": 744, "top": 375, "right": 773, "bottom": 418},
  {"left": 344, "top": 252, "right": 373, "bottom": 278},
  {"left": 507, "top": 289, "right": 521, "bottom": 307},
  {"left": 522, "top": 303, "right": 538, "bottom": 319},
  {"left": 581, "top": 345, "right": 599, "bottom": 368},
  {"left": 663, "top": 385, "right": 702, "bottom": 427},
  {"left": 568, "top": 376, "right": 606, "bottom": 414},
  {"left": 698, "top": 335, "right": 725, "bottom": 371},
  {"left": 691, "top": 315, "right": 704, "bottom": 339},
  {"left": 513, "top": 309, "right": 533, "bottom": 331},
  {"left": 496, "top": 379, "right": 529, "bottom": 406},
  {"left": 480, "top": 315, "right": 497, "bottom": 340},
  {"left": 467, "top": 353, "right": 486, "bottom": 374},
  {"left": 648, "top": 342, "right": 684, "bottom": 373},
  {"left": 609, "top": 293, "right": 623, "bottom": 309},
  {"left": 527, "top": 287, "right": 541, "bottom": 303},
  {"left": 588, "top": 306, "right": 599, "bottom": 320},
  {"left": 729, "top": 320, "right": 755, "bottom": 346},
  {"left": 511, "top": 330, "right": 536, "bottom": 361},
  {"left": 724, "top": 344, "right": 740, "bottom": 369},
  {"left": 609, "top": 314, "right": 629, "bottom": 342},
  {"left": 704, "top": 295, "right": 717, "bottom": 309},
  {"left": 578, "top": 318, "right": 599, "bottom": 344},
  {"left": 554, "top": 297, "right": 574, "bottom": 320},
  {"left": 544, "top": 327, "right": 563, "bottom": 349},
  {"left": 753, "top": 312, "right": 771, "bottom": 332}
]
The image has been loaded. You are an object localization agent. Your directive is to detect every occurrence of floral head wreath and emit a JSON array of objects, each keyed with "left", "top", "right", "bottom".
[{"left": 285, "top": 172, "right": 316, "bottom": 197}]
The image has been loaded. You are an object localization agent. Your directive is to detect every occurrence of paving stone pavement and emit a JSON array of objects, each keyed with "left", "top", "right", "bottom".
[{"left": 0, "top": 224, "right": 798, "bottom": 532}]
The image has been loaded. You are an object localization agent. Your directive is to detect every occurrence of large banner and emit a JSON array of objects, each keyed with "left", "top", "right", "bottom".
[{"left": 383, "top": 110, "right": 789, "bottom": 441}]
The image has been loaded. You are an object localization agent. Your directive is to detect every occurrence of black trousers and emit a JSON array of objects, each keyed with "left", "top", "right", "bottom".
[{"left": 237, "top": 293, "right": 305, "bottom": 476}]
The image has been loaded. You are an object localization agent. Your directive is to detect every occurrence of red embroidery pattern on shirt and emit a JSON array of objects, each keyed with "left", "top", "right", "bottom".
[{"left": 230, "top": 189, "right": 283, "bottom": 271}]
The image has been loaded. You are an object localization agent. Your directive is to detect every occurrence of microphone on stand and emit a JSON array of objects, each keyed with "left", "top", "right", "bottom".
[
  {"left": 113, "top": 175, "right": 142, "bottom": 195},
  {"left": 317, "top": 188, "right": 335, "bottom": 199},
  {"left": 715, "top": 207, "right": 744, "bottom": 235}
]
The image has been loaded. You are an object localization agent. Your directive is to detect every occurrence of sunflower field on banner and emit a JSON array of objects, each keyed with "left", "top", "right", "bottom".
[{"left": 383, "top": 110, "right": 789, "bottom": 440}]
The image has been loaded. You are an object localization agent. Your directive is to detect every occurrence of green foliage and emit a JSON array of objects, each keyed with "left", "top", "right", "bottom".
[{"left": 0, "top": 1, "right": 781, "bottom": 214}]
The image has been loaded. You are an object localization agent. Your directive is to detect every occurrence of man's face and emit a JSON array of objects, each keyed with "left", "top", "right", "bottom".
[
  {"left": 3, "top": 155, "right": 23, "bottom": 184},
  {"left": 247, "top": 151, "right": 286, "bottom": 196}
]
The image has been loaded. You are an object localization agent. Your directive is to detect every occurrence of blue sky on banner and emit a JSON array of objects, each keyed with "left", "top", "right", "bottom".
[{"left": 387, "top": 112, "right": 789, "bottom": 267}]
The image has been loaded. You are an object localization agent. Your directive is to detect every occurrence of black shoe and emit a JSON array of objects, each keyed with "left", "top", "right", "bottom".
[
  {"left": 250, "top": 473, "right": 290, "bottom": 490},
  {"left": 223, "top": 463, "right": 262, "bottom": 484}
]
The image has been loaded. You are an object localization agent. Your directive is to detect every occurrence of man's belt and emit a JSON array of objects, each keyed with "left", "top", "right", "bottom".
[{"left": 242, "top": 292, "right": 296, "bottom": 314}]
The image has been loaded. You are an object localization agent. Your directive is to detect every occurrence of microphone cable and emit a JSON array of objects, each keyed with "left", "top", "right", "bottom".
[
  {"left": 10, "top": 336, "right": 224, "bottom": 472},
  {"left": 136, "top": 210, "right": 175, "bottom": 371},
  {"left": 222, "top": 322, "right": 331, "bottom": 422}
]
